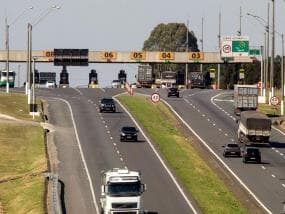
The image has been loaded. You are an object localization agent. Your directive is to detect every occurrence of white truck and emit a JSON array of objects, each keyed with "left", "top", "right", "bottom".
[
  {"left": 100, "top": 168, "right": 146, "bottom": 214},
  {"left": 237, "top": 111, "right": 271, "bottom": 145},
  {"left": 234, "top": 84, "right": 258, "bottom": 115}
]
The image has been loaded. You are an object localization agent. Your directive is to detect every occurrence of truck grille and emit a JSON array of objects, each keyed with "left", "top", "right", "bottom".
[{"left": 112, "top": 203, "right": 137, "bottom": 209}]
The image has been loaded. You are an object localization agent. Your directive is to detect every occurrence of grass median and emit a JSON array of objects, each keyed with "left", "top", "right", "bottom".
[
  {"left": 0, "top": 92, "right": 47, "bottom": 214},
  {"left": 118, "top": 94, "right": 247, "bottom": 214}
]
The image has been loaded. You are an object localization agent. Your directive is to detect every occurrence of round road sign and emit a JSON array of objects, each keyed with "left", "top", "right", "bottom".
[
  {"left": 270, "top": 96, "right": 280, "bottom": 106},
  {"left": 151, "top": 93, "right": 160, "bottom": 103},
  {"left": 223, "top": 44, "right": 231, "bottom": 53}
]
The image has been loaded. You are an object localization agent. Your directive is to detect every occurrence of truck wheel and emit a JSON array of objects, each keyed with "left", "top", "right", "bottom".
[{"left": 100, "top": 208, "right": 104, "bottom": 214}]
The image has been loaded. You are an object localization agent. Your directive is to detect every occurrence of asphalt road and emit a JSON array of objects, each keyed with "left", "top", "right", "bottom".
[
  {"left": 36, "top": 87, "right": 197, "bottom": 214},
  {"left": 150, "top": 88, "right": 285, "bottom": 214}
]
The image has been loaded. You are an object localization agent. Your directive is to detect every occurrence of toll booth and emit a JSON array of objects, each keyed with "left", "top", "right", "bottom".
[
  {"left": 59, "top": 66, "right": 69, "bottom": 88},
  {"left": 118, "top": 70, "right": 127, "bottom": 84},
  {"left": 88, "top": 69, "right": 98, "bottom": 88}
]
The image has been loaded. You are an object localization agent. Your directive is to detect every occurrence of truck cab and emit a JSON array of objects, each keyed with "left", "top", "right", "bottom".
[{"left": 100, "top": 168, "right": 146, "bottom": 214}]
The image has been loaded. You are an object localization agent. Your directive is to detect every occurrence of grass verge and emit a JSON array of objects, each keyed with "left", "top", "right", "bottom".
[
  {"left": 118, "top": 95, "right": 247, "bottom": 214},
  {"left": 0, "top": 92, "right": 47, "bottom": 214}
]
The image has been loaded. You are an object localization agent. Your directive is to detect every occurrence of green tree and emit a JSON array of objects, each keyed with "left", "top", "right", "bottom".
[{"left": 143, "top": 23, "right": 199, "bottom": 78}]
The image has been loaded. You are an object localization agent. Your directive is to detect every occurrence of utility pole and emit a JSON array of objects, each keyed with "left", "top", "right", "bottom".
[
  {"left": 238, "top": 6, "right": 242, "bottom": 36},
  {"left": 18, "top": 64, "right": 21, "bottom": 87},
  {"left": 270, "top": 0, "right": 275, "bottom": 98},
  {"left": 217, "top": 11, "right": 221, "bottom": 89},
  {"left": 281, "top": 33, "right": 284, "bottom": 115},
  {"left": 185, "top": 19, "right": 189, "bottom": 88},
  {"left": 5, "top": 17, "right": 10, "bottom": 93},
  {"left": 265, "top": 3, "right": 270, "bottom": 97},
  {"left": 200, "top": 17, "right": 204, "bottom": 72}
]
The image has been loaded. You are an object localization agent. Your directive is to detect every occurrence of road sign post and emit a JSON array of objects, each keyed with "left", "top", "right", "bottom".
[{"left": 151, "top": 93, "right": 160, "bottom": 103}]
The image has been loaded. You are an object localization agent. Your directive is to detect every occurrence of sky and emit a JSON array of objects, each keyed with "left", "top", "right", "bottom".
[{"left": 1, "top": 0, "right": 285, "bottom": 87}]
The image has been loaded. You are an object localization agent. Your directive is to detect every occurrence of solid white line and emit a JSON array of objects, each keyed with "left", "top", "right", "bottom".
[
  {"left": 55, "top": 98, "right": 99, "bottom": 213},
  {"left": 113, "top": 94, "right": 199, "bottom": 214},
  {"left": 73, "top": 88, "right": 83, "bottom": 95},
  {"left": 210, "top": 93, "right": 271, "bottom": 213}
]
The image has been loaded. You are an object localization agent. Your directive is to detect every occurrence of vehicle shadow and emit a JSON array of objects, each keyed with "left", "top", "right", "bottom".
[
  {"left": 123, "top": 140, "right": 145, "bottom": 144},
  {"left": 269, "top": 141, "right": 285, "bottom": 148}
]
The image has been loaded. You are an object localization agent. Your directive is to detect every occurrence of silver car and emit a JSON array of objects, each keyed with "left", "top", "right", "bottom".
[{"left": 223, "top": 143, "right": 241, "bottom": 157}]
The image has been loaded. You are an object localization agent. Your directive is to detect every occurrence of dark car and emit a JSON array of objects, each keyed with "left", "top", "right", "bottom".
[
  {"left": 100, "top": 98, "right": 116, "bottom": 113},
  {"left": 120, "top": 126, "right": 138, "bottom": 142},
  {"left": 167, "top": 88, "right": 179, "bottom": 97},
  {"left": 242, "top": 147, "right": 261, "bottom": 163},
  {"left": 223, "top": 143, "right": 241, "bottom": 157}
]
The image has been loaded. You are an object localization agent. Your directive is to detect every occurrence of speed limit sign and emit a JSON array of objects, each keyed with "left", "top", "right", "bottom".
[
  {"left": 270, "top": 96, "right": 280, "bottom": 106},
  {"left": 151, "top": 93, "right": 160, "bottom": 103}
]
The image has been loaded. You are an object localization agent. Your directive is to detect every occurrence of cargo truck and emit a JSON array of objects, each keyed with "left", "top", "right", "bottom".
[
  {"left": 234, "top": 84, "right": 258, "bottom": 115},
  {"left": 100, "top": 168, "right": 146, "bottom": 214},
  {"left": 237, "top": 111, "right": 271, "bottom": 145},
  {"left": 137, "top": 64, "right": 153, "bottom": 88},
  {"left": 189, "top": 72, "right": 206, "bottom": 89}
]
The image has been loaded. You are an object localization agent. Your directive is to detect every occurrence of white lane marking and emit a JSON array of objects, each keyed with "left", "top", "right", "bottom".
[
  {"left": 120, "top": 158, "right": 124, "bottom": 162},
  {"left": 271, "top": 174, "right": 276, "bottom": 178},
  {"left": 102, "top": 120, "right": 106, "bottom": 124},
  {"left": 280, "top": 153, "right": 284, "bottom": 156},
  {"left": 207, "top": 118, "right": 210, "bottom": 121},
  {"left": 117, "top": 150, "right": 120, "bottom": 155},
  {"left": 100, "top": 117, "right": 103, "bottom": 120},
  {"left": 225, "top": 133, "right": 228, "bottom": 136},
  {"left": 197, "top": 109, "right": 200, "bottom": 112},
  {"left": 113, "top": 143, "right": 117, "bottom": 146},
  {"left": 231, "top": 139, "right": 235, "bottom": 142},
  {"left": 113, "top": 94, "right": 199, "bottom": 214},
  {"left": 272, "top": 147, "right": 276, "bottom": 150},
  {"left": 282, "top": 184, "right": 285, "bottom": 188},
  {"left": 218, "top": 128, "right": 222, "bottom": 132},
  {"left": 99, "top": 88, "right": 106, "bottom": 93},
  {"left": 55, "top": 98, "right": 99, "bottom": 213},
  {"left": 110, "top": 137, "right": 113, "bottom": 140},
  {"left": 202, "top": 114, "right": 205, "bottom": 117},
  {"left": 261, "top": 166, "right": 266, "bottom": 170},
  {"left": 213, "top": 123, "right": 216, "bottom": 126},
  {"left": 107, "top": 131, "right": 110, "bottom": 134},
  {"left": 275, "top": 150, "right": 280, "bottom": 154},
  {"left": 163, "top": 97, "right": 272, "bottom": 214},
  {"left": 73, "top": 88, "right": 83, "bottom": 95},
  {"left": 105, "top": 125, "right": 108, "bottom": 128}
]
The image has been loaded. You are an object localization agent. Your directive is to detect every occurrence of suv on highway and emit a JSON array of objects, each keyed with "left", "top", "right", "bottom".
[
  {"left": 120, "top": 126, "right": 138, "bottom": 142},
  {"left": 242, "top": 147, "right": 261, "bottom": 163},
  {"left": 223, "top": 143, "right": 241, "bottom": 157},
  {"left": 167, "top": 87, "right": 179, "bottom": 97},
  {"left": 100, "top": 98, "right": 116, "bottom": 113}
]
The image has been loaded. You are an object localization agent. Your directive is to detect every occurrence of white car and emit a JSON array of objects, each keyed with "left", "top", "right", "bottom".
[
  {"left": 111, "top": 80, "right": 121, "bottom": 88},
  {"left": 46, "top": 81, "right": 56, "bottom": 88}
]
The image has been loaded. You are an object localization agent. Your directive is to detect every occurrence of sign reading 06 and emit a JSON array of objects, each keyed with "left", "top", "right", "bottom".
[
  {"left": 159, "top": 52, "right": 175, "bottom": 60},
  {"left": 130, "top": 51, "right": 146, "bottom": 60},
  {"left": 189, "top": 52, "right": 204, "bottom": 60},
  {"left": 101, "top": 51, "right": 117, "bottom": 60}
]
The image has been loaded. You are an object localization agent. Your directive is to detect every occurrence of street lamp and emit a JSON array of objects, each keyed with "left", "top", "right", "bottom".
[
  {"left": 5, "top": 6, "right": 34, "bottom": 93},
  {"left": 26, "top": 4, "right": 61, "bottom": 113}
]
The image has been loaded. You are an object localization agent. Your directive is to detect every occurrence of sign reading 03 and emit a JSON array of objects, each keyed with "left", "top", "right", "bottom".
[
  {"left": 102, "top": 51, "right": 117, "bottom": 60},
  {"left": 159, "top": 52, "right": 175, "bottom": 60},
  {"left": 189, "top": 52, "right": 204, "bottom": 60},
  {"left": 130, "top": 51, "right": 146, "bottom": 60}
]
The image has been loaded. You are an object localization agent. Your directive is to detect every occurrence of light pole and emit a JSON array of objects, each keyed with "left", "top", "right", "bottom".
[
  {"left": 27, "top": 5, "right": 61, "bottom": 112},
  {"left": 280, "top": 33, "right": 284, "bottom": 115},
  {"left": 185, "top": 19, "right": 189, "bottom": 88},
  {"left": 270, "top": 0, "right": 275, "bottom": 99},
  {"left": 5, "top": 6, "right": 34, "bottom": 94}
]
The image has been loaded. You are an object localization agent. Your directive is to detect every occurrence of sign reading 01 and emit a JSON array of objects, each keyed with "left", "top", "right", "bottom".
[
  {"left": 102, "top": 51, "right": 117, "bottom": 60},
  {"left": 159, "top": 52, "right": 175, "bottom": 60},
  {"left": 189, "top": 52, "right": 204, "bottom": 60},
  {"left": 130, "top": 51, "right": 146, "bottom": 60}
]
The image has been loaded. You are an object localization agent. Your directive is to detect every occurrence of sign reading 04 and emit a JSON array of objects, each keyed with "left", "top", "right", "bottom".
[
  {"left": 101, "top": 51, "right": 117, "bottom": 60},
  {"left": 189, "top": 52, "right": 204, "bottom": 60},
  {"left": 130, "top": 51, "right": 146, "bottom": 60},
  {"left": 159, "top": 52, "right": 175, "bottom": 60}
]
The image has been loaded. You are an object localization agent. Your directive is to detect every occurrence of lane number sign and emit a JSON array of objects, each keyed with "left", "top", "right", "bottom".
[
  {"left": 159, "top": 52, "right": 175, "bottom": 60},
  {"left": 130, "top": 52, "right": 146, "bottom": 60},
  {"left": 270, "top": 96, "right": 280, "bottom": 106},
  {"left": 189, "top": 52, "right": 204, "bottom": 60},
  {"left": 102, "top": 51, "right": 117, "bottom": 60},
  {"left": 151, "top": 93, "right": 160, "bottom": 103}
]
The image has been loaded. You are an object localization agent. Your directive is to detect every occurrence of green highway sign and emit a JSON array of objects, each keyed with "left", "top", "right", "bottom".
[
  {"left": 249, "top": 49, "right": 261, "bottom": 56},
  {"left": 232, "top": 40, "right": 249, "bottom": 53}
]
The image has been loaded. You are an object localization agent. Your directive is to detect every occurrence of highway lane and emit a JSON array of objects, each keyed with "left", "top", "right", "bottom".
[
  {"left": 161, "top": 88, "right": 285, "bottom": 213},
  {"left": 37, "top": 88, "right": 197, "bottom": 214}
]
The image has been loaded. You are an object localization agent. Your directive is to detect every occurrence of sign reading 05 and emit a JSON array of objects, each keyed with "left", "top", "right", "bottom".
[
  {"left": 101, "top": 51, "right": 117, "bottom": 60},
  {"left": 189, "top": 52, "right": 204, "bottom": 60},
  {"left": 130, "top": 52, "right": 146, "bottom": 60},
  {"left": 159, "top": 52, "right": 175, "bottom": 60}
]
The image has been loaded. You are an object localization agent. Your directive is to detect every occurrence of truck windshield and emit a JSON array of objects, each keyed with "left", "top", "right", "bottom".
[{"left": 107, "top": 182, "right": 141, "bottom": 196}]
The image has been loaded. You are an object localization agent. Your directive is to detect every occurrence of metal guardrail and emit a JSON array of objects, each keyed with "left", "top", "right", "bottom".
[{"left": 44, "top": 173, "right": 63, "bottom": 214}]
